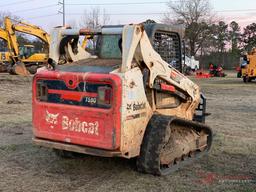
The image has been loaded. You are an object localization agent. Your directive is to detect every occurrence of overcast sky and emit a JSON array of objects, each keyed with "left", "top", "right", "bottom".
[{"left": 2, "top": 0, "right": 256, "bottom": 31}]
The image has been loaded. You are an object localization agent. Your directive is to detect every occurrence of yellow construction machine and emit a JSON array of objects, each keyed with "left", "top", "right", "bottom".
[
  {"left": 241, "top": 48, "right": 256, "bottom": 82},
  {"left": 3, "top": 17, "right": 50, "bottom": 75},
  {"left": 0, "top": 28, "right": 12, "bottom": 71},
  {"left": 0, "top": 51, "right": 11, "bottom": 72}
]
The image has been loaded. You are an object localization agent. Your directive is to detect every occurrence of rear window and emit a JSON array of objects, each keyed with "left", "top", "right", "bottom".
[
  {"left": 97, "top": 35, "right": 122, "bottom": 59},
  {"left": 84, "top": 34, "right": 122, "bottom": 59},
  {"left": 36, "top": 79, "right": 112, "bottom": 109}
]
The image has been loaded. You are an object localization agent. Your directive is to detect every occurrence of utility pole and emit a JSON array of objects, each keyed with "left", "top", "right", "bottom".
[
  {"left": 58, "top": 0, "right": 65, "bottom": 26},
  {"left": 63, "top": 0, "right": 65, "bottom": 26}
]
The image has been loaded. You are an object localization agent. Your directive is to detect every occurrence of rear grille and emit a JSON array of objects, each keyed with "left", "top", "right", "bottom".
[{"left": 36, "top": 79, "right": 112, "bottom": 109}]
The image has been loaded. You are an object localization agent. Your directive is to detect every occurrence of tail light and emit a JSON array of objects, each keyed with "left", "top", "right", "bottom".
[
  {"left": 97, "top": 86, "right": 112, "bottom": 107},
  {"left": 36, "top": 82, "right": 48, "bottom": 101}
]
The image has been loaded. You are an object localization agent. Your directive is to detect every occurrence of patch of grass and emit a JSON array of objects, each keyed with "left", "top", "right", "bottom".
[{"left": 0, "top": 144, "right": 18, "bottom": 152}]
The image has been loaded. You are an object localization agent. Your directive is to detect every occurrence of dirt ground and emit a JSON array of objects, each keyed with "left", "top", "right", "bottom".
[{"left": 0, "top": 71, "right": 255, "bottom": 192}]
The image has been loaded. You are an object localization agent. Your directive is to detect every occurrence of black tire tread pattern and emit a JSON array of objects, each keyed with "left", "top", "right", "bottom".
[
  {"left": 136, "top": 114, "right": 171, "bottom": 175},
  {"left": 136, "top": 114, "right": 213, "bottom": 176}
]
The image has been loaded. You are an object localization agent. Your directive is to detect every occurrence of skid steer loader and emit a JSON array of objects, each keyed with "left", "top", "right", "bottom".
[{"left": 32, "top": 23, "right": 212, "bottom": 175}]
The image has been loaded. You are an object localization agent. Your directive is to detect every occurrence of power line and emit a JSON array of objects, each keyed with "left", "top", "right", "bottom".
[
  {"left": 64, "top": 1, "right": 256, "bottom": 14},
  {"left": 0, "top": 0, "right": 36, "bottom": 8},
  {"left": 67, "top": 10, "right": 256, "bottom": 16},
  {"left": 4, "top": 1, "right": 256, "bottom": 14},
  {"left": 26, "top": 13, "right": 59, "bottom": 20},
  {"left": 12, "top": 0, "right": 256, "bottom": 23},
  {"left": 14, "top": 4, "right": 58, "bottom": 13},
  {"left": 67, "top": 12, "right": 166, "bottom": 16},
  {"left": 25, "top": 10, "right": 256, "bottom": 20},
  {"left": 66, "top": 1, "right": 170, "bottom": 6},
  {"left": 217, "top": 9, "right": 256, "bottom": 13}
]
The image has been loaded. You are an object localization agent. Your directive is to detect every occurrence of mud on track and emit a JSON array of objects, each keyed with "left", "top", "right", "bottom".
[{"left": 0, "top": 72, "right": 255, "bottom": 192}]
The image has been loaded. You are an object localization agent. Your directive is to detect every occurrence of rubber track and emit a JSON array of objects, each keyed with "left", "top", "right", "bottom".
[{"left": 136, "top": 114, "right": 213, "bottom": 176}]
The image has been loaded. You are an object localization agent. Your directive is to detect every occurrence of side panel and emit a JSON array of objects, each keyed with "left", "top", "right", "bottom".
[
  {"left": 248, "top": 54, "right": 256, "bottom": 77},
  {"left": 242, "top": 54, "right": 256, "bottom": 78},
  {"left": 117, "top": 67, "right": 153, "bottom": 158}
]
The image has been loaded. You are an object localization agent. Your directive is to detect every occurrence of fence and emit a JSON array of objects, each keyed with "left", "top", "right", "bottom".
[{"left": 198, "top": 52, "right": 240, "bottom": 70}]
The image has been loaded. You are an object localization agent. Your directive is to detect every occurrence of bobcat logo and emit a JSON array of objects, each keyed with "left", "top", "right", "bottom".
[{"left": 45, "top": 110, "right": 59, "bottom": 128}]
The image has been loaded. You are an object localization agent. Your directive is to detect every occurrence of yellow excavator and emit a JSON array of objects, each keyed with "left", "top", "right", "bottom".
[
  {"left": 0, "top": 28, "right": 12, "bottom": 71},
  {"left": 3, "top": 17, "right": 50, "bottom": 75}
]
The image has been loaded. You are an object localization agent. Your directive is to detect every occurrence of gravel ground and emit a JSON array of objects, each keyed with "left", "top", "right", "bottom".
[{"left": 0, "top": 72, "right": 255, "bottom": 192}]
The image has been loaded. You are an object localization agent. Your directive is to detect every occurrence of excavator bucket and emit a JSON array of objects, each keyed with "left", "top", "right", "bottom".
[{"left": 12, "top": 62, "right": 31, "bottom": 76}]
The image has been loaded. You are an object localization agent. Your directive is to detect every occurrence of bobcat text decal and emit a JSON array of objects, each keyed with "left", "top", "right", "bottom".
[
  {"left": 126, "top": 102, "right": 146, "bottom": 111},
  {"left": 62, "top": 116, "right": 99, "bottom": 136},
  {"left": 45, "top": 110, "right": 99, "bottom": 136}
]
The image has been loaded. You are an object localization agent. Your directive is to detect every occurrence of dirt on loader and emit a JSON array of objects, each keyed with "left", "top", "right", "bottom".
[{"left": 0, "top": 71, "right": 255, "bottom": 192}]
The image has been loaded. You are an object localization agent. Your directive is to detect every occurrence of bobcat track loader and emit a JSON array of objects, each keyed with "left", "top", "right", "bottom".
[{"left": 32, "top": 23, "right": 212, "bottom": 175}]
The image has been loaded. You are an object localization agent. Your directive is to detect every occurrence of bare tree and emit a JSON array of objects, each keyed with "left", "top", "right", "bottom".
[
  {"left": 80, "top": 7, "right": 110, "bottom": 30},
  {"left": 164, "top": 0, "right": 214, "bottom": 56},
  {"left": 102, "top": 9, "right": 110, "bottom": 26},
  {"left": 0, "top": 11, "right": 21, "bottom": 27}
]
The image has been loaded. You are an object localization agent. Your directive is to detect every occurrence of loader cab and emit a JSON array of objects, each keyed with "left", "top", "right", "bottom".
[
  {"left": 19, "top": 45, "right": 35, "bottom": 59},
  {"left": 82, "top": 25, "right": 123, "bottom": 59},
  {"left": 84, "top": 24, "right": 184, "bottom": 72},
  {"left": 0, "top": 39, "right": 9, "bottom": 63}
]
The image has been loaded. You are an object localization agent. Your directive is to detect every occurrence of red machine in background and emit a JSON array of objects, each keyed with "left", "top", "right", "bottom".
[
  {"left": 209, "top": 64, "right": 226, "bottom": 77},
  {"left": 196, "top": 63, "right": 226, "bottom": 79}
]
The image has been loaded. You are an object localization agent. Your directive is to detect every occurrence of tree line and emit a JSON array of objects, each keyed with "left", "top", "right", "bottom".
[{"left": 164, "top": 0, "right": 256, "bottom": 59}]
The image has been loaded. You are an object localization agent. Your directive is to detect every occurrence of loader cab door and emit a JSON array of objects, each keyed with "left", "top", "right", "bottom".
[{"left": 19, "top": 45, "right": 35, "bottom": 59}]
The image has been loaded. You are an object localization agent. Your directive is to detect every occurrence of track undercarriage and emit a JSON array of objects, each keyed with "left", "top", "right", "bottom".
[{"left": 137, "top": 115, "right": 212, "bottom": 175}]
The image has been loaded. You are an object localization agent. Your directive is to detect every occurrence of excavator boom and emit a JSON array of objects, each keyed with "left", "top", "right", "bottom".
[{"left": 4, "top": 17, "right": 50, "bottom": 56}]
